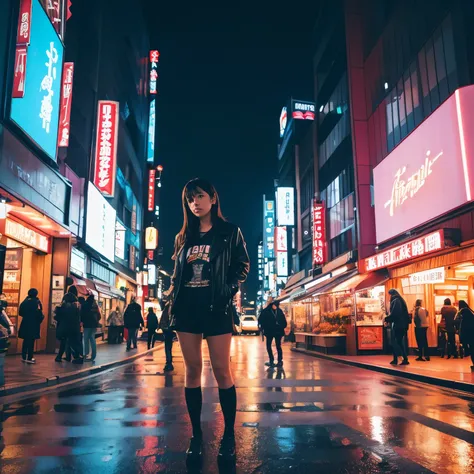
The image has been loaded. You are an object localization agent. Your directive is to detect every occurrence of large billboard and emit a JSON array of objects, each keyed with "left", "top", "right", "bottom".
[
  {"left": 86, "top": 183, "right": 117, "bottom": 262},
  {"left": 10, "top": 0, "right": 64, "bottom": 161},
  {"left": 374, "top": 86, "right": 474, "bottom": 243},
  {"left": 276, "top": 187, "right": 295, "bottom": 226}
]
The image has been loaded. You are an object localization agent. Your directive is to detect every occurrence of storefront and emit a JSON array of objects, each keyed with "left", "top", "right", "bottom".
[
  {"left": 366, "top": 85, "right": 474, "bottom": 356},
  {"left": 363, "top": 234, "right": 474, "bottom": 352},
  {"left": 0, "top": 209, "right": 71, "bottom": 354},
  {"left": 286, "top": 265, "right": 388, "bottom": 355}
]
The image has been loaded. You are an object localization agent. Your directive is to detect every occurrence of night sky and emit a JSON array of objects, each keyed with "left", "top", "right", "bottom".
[{"left": 142, "top": 1, "right": 319, "bottom": 300}]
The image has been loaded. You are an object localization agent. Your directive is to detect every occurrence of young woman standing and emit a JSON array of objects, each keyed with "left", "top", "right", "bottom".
[{"left": 169, "top": 178, "right": 249, "bottom": 463}]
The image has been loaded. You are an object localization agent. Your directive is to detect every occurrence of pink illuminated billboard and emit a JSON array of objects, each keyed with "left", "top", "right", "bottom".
[{"left": 373, "top": 86, "right": 474, "bottom": 244}]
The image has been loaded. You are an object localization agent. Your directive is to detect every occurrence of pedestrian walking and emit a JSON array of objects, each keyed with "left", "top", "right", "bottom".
[
  {"left": 146, "top": 307, "right": 159, "bottom": 349},
  {"left": 413, "top": 299, "right": 430, "bottom": 361},
  {"left": 54, "top": 287, "right": 84, "bottom": 364},
  {"left": 159, "top": 294, "right": 175, "bottom": 372},
  {"left": 55, "top": 286, "right": 79, "bottom": 362},
  {"left": 259, "top": 300, "right": 287, "bottom": 368},
  {"left": 18, "top": 289, "right": 44, "bottom": 364},
  {"left": 81, "top": 294, "right": 101, "bottom": 362},
  {"left": 455, "top": 300, "right": 474, "bottom": 371},
  {"left": 441, "top": 298, "right": 458, "bottom": 358},
  {"left": 107, "top": 306, "right": 124, "bottom": 344},
  {"left": 124, "top": 296, "right": 144, "bottom": 351},
  {"left": 385, "top": 288, "right": 411, "bottom": 366},
  {"left": 169, "top": 178, "right": 249, "bottom": 463}
]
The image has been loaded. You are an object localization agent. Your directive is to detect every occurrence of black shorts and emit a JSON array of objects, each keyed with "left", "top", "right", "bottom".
[{"left": 173, "top": 305, "right": 233, "bottom": 338}]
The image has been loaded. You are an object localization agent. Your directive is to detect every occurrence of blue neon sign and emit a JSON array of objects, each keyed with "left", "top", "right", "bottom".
[
  {"left": 147, "top": 99, "right": 156, "bottom": 163},
  {"left": 10, "top": 0, "right": 64, "bottom": 161}
]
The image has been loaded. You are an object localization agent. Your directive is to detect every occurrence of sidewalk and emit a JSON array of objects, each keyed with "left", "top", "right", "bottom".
[
  {"left": 292, "top": 348, "right": 474, "bottom": 393},
  {"left": 1, "top": 340, "right": 161, "bottom": 398}
]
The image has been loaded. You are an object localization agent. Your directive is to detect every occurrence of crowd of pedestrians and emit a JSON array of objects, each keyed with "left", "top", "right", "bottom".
[{"left": 385, "top": 290, "right": 474, "bottom": 370}]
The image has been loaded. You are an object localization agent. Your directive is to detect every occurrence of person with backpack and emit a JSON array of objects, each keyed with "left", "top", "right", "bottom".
[
  {"left": 54, "top": 287, "right": 84, "bottom": 364},
  {"left": 81, "top": 294, "right": 101, "bottom": 362},
  {"left": 456, "top": 300, "right": 474, "bottom": 371},
  {"left": 18, "top": 289, "right": 44, "bottom": 364},
  {"left": 124, "top": 296, "right": 144, "bottom": 351},
  {"left": 385, "top": 288, "right": 410, "bottom": 366}
]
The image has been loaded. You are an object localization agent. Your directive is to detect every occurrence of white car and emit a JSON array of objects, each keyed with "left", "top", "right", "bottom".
[{"left": 240, "top": 315, "right": 259, "bottom": 335}]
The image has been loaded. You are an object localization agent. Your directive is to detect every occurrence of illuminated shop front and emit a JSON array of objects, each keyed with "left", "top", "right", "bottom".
[
  {"left": 280, "top": 263, "right": 387, "bottom": 355},
  {"left": 0, "top": 204, "right": 71, "bottom": 355},
  {"left": 366, "top": 85, "right": 474, "bottom": 354}
]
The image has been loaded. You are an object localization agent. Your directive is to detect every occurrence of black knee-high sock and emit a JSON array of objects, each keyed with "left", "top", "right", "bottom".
[
  {"left": 218, "top": 385, "right": 237, "bottom": 437},
  {"left": 185, "top": 387, "right": 202, "bottom": 438}
]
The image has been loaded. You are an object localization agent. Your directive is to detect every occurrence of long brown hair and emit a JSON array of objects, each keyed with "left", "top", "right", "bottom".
[{"left": 175, "top": 178, "right": 225, "bottom": 254}]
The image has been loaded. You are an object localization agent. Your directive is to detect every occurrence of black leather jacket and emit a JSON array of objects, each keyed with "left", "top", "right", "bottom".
[{"left": 169, "top": 220, "right": 250, "bottom": 325}]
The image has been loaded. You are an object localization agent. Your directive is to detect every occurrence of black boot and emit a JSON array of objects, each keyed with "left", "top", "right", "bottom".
[{"left": 218, "top": 434, "right": 236, "bottom": 460}]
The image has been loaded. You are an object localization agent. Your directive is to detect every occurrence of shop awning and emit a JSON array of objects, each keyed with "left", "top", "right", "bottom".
[
  {"left": 327, "top": 270, "right": 389, "bottom": 294},
  {"left": 292, "top": 268, "right": 359, "bottom": 302},
  {"left": 71, "top": 276, "right": 98, "bottom": 298},
  {"left": 94, "top": 281, "right": 125, "bottom": 299},
  {"left": 277, "top": 286, "right": 306, "bottom": 304}
]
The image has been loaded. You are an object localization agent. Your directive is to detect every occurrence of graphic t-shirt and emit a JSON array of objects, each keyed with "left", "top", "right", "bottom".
[{"left": 183, "top": 229, "right": 213, "bottom": 291}]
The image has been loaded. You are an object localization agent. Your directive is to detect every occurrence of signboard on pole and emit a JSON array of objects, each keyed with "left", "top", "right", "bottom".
[{"left": 93, "top": 100, "right": 119, "bottom": 197}]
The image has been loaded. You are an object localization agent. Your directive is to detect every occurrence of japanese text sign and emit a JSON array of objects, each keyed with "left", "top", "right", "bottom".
[
  {"left": 10, "top": 0, "right": 64, "bottom": 161},
  {"left": 147, "top": 99, "right": 156, "bottom": 162},
  {"left": 17, "top": 0, "right": 32, "bottom": 45},
  {"left": 263, "top": 199, "right": 275, "bottom": 259},
  {"left": 148, "top": 169, "right": 156, "bottom": 211},
  {"left": 312, "top": 200, "right": 327, "bottom": 265},
  {"left": 409, "top": 267, "right": 445, "bottom": 286},
  {"left": 276, "top": 187, "right": 295, "bottom": 226},
  {"left": 374, "top": 86, "right": 474, "bottom": 243},
  {"left": 274, "top": 226, "right": 287, "bottom": 252},
  {"left": 94, "top": 100, "right": 119, "bottom": 197},
  {"left": 362, "top": 230, "right": 445, "bottom": 273},
  {"left": 58, "top": 62, "right": 74, "bottom": 147},
  {"left": 149, "top": 50, "right": 159, "bottom": 95}
]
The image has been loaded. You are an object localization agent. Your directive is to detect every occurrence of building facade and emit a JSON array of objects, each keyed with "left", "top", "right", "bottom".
[
  {"left": 279, "top": 0, "right": 474, "bottom": 357},
  {"left": 0, "top": 0, "right": 151, "bottom": 353}
]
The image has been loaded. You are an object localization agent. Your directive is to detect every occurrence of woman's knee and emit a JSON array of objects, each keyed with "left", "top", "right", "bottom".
[
  {"left": 213, "top": 366, "right": 233, "bottom": 387},
  {"left": 184, "top": 361, "right": 202, "bottom": 380}
]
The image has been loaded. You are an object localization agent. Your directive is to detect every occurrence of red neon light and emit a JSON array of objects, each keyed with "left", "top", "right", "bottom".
[
  {"left": 58, "top": 62, "right": 74, "bottom": 147},
  {"left": 17, "top": 0, "right": 32, "bottom": 45},
  {"left": 149, "top": 50, "right": 160, "bottom": 63},
  {"left": 93, "top": 101, "right": 119, "bottom": 197},
  {"left": 312, "top": 200, "right": 327, "bottom": 265},
  {"left": 12, "top": 46, "right": 27, "bottom": 98},
  {"left": 148, "top": 169, "right": 156, "bottom": 211},
  {"left": 362, "top": 229, "right": 445, "bottom": 273}
]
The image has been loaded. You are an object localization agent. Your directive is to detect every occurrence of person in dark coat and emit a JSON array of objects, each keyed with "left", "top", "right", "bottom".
[
  {"left": 124, "top": 296, "right": 144, "bottom": 351},
  {"left": 441, "top": 298, "right": 458, "bottom": 358},
  {"left": 259, "top": 300, "right": 287, "bottom": 367},
  {"left": 159, "top": 295, "right": 175, "bottom": 372},
  {"left": 385, "top": 289, "right": 410, "bottom": 366},
  {"left": 81, "top": 295, "right": 101, "bottom": 361},
  {"left": 54, "top": 289, "right": 84, "bottom": 364},
  {"left": 18, "top": 288, "right": 44, "bottom": 364},
  {"left": 456, "top": 300, "right": 474, "bottom": 370},
  {"left": 146, "top": 307, "right": 159, "bottom": 350}
]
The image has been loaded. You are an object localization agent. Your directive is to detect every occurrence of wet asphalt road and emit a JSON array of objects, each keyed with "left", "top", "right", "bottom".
[{"left": 1, "top": 336, "right": 474, "bottom": 473}]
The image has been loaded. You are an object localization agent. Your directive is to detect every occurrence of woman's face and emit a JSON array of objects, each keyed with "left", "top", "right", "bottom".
[{"left": 187, "top": 187, "right": 215, "bottom": 218}]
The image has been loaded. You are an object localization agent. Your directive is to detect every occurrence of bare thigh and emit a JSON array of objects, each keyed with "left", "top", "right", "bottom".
[
  {"left": 206, "top": 333, "right": 233, "bottom": 389},
  {"left": 177, "top": 332, "right": 203, "bottom": 388}
]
